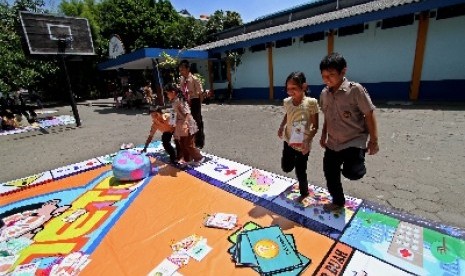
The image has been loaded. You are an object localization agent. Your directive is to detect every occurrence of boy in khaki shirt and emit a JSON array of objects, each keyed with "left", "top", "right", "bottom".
[
  {"left": 142, "top": 107, "right": 179, "bottom": 164},
  {"left": 319, "top": 53, "right": 379, "bottom": 211}
]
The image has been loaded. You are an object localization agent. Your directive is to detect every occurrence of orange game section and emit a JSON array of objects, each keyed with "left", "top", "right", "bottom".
[
  {"left": 313, "top": 242, "right": 354, "bottom": 276},
  {"left": 1, "top": 165, "right": 110, "bottom": 206},
  {"left": 81, "top": 163, "right": 335, "bottom": 276}
]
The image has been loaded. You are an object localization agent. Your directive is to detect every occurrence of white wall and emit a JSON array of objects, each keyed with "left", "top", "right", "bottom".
[
  {"left": 232, "top": 49, "right": 268, "bottom": 88},
  {"left": 224, "top": 13, "right": 465, "bottom": 97},
  {"left": 272, "top": 39, "right": 327, "bottom": 87},
  {"left": 196, "top": 60, "right": 209, "bottom": 90},
  {"left": 334, "top": 21, "right": 417, "bottom": 83},
  {"left": 422, "top": 15, "right": 465, "bottom": 80}
]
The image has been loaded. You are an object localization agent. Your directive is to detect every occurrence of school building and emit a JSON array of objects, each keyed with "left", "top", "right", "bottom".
[
  {"left": 99, "top": 0, "right": 465, "bottom": 101},
  {"left": 193, "top": 0, "right": 465, "bottom": 101}
]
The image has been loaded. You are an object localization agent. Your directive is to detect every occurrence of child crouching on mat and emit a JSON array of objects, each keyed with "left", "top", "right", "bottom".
[
  {"left": 142, "top": 106, "right": 180, "bottom": 164},
  {"left": 164, "top": 83, "right": 204, "bottom": 167}
]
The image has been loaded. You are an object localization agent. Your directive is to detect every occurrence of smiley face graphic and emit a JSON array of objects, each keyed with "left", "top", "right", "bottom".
[{"left": 253, "top": 239, "right": 279, "bottom": 259}]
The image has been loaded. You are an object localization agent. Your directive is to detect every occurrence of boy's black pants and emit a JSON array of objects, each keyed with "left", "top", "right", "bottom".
[
  {"left": 281, "top": 141, "right": 309, "bottom": 196},
  {"left": 323, "top": 147, "right": 366, "bottom": 206},
  {"left": 190, "top": 98, "right": 204, "bottom": 148},
  {"left": 161, "top": 132, "right": 180, "bottom": 162}
]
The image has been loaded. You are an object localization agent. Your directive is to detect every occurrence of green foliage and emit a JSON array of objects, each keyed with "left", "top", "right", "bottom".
[
  {"left": 158, "top": 51, "right": 181, "bottom": 69},
  {"left": 59, "top": 0, "right": 103, "bottom": 56},
  {"left": 97, "top": 0, "right": 184, "bottom": 51},
  {"left": 0, "top": 0, "right": 58, "bottom": 94},
  {"left": 194, "top": 73, "right": 205, "bottom": 87},
  {"left": 0, "top": 0, "right": 244, "bottom": 99},
  {"left": 225, "top": 51, "right": 242, "bottom": 72},
  {"left": 205, "top": 10, "right": 243, "bottom": 42}
]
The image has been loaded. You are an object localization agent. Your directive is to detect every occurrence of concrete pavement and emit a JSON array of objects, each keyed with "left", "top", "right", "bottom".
[{"left": 1, "top": 98, "right": 464, "bottom": 229}]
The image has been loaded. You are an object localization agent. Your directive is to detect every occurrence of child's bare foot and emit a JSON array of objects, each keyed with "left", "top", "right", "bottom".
[
  {"left": 323, "top": 203, "right": 344, "bottom": 212},
  {"left": 189, "top": 156, "right": 205, "bottom": 167},
  {"left": 296, "top": 193, "right": 309, "bottom": 203}
]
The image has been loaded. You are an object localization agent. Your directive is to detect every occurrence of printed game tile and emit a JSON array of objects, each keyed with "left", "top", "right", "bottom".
[
  {"left": 0, "top": 115, "right": 77, "bottom": 136},
  {"left": 0, "top": 171, "right": 53, "bottom": 195},
  {"left": 135, "top": 141, "right": 163, "bottom": 153},
  {"left": 96, "top": 152, "right": 118, "bottom": 165},
  {"left": 50, "top": 158, "right": 103, "bottom": 179},
  {"left": 344, "top": 250, "right": 414, "bottom": 275},
  {"left": 339, "top": 205, "right": 465, "bottom": 275},
  {"left": 225, "top": 168, "right": 296, "bottom": 200},
  {"left": 0, "top": 171, "right": 149, "bottom": 274},
  {"left": 191, "top": 153, "right": 252, "bottom": 183},
  {"left": 272, "top": 183, "right": 362, "bottom": 232},
  {"left": 314, "top": 243, "right": 414, "bottom": 276},
  {"left": 35, "top": 110, "right": 58, "bottom": 115}
]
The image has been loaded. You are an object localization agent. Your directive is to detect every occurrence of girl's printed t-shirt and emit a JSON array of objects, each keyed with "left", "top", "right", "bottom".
[
  {"left": 171, "top": 98, "right": 198, "bottom": 138},
  {"left": 283, "top": 96, "right": 319, "bottom": 152}
]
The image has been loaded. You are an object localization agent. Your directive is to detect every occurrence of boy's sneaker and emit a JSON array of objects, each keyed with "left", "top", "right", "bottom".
[
  {"left": 174, "top": 160, "right": 187, "bottom": 169},
  {"left": 189, "top": 156, "right": 205, "bottom": 167},
  {"left": 323, "top": 203, "right": 344, "bottom": 212},
  {"left": 169, "top": 159, "right": 178, "bottom": 165},
  {"left": 296, "top": 193, "right": 309, "bottom": 203}
]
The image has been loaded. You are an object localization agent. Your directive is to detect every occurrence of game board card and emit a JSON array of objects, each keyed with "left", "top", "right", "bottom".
[
  {"left": 192, "top": 153, "right": 251, "bottom": 183},
  {"left": 227, "top": 169, "right": 296, "bottom": 200}
]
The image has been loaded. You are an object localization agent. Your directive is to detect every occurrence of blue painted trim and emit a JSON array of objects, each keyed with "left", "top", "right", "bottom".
[
  {"left": 222, "top": 81, "right": 465, "bottom": 102},
  {"left": 98, "top": 48, "right": 209, "bottom": 70},
  {"left": 363, "top": 82, "right": 411, "bottom": 101},
  {"left": 210, "top": 0, "right": 465, "bottom": 54},
  {"left": 419, "top": 79, "right": 465, "bottom": 101}
]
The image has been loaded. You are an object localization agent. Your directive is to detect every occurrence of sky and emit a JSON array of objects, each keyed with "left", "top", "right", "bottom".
[
  {"left": 6, "top": 0, "right": 317, "bottom": 23},
  {"left": 168, "top": 0, "right": 317, "bottom": 23}
]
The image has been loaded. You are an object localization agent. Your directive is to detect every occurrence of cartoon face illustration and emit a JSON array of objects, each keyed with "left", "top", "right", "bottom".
[
  {"left": 0, "top": 199, "right": 70, "bottom": 242},
  {"left": 253, "top": 239, "right": 279, "bottom": 259},
  {"left": 258, "top": 175, "right": 273, "bottom": 186},
  {"left": 251, "top": 183, "right": 269, "bottom": 193},
  {"left": 242, "top": 170, "right": 274, "bottom": 193},
  {"left": 242, "top": 178, "right": 257, "bottom": 188}
]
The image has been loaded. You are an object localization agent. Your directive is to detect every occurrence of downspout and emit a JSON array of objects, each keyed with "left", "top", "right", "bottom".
[
  {"left": 226, "top": 57, "right": 232, "bottom": 100},
  {"left": 410, "top": 11, "right": 430, "bottom": 101},
  {"left": 267, "top": 42, "right": 274, "bottom": 100},
  {"left": 152, "top": 58, "right": 165, "bottom": 106},
  {"left": 207, "top": 60, "right": 214, "bottom": 96},
  {"left": 327, "top": 29, "right": 335, "bottom": 54}
]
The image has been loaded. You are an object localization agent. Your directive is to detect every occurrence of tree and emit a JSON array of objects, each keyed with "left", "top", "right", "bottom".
[
  {"left": 205, "top": 10, "right": 243, "bottom": 42},
  {"left": 97, "top": 0, "right": 184, "bottom": 51},
  {"left": 224, "top": 11, "right": 242, "bottom": 30},
  {"left": 0, "top": 0, "right": 58, "bottom": 95},
  {"left": 59, "top": 0, "right": 103, "bottom": 56}
]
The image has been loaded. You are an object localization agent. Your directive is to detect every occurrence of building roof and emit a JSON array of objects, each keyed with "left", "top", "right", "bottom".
[
  {"left": 97, "top": 48, "right": 209, "bottom": 71},
  {"left": 192, "top": 0, "right": 463, "bottom": 53}
]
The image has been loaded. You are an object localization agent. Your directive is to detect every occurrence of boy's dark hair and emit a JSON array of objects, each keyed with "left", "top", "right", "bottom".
[
  {"left": 145, "top": 80, "right": 151, "bottom": 85},
  {"left": 319, "top": 52, "right": 347, "bottom": 73},
  {"left": 285, "top": 71, "right": 306, "bottom": 88},
  {"left": 164, "top": 83, "right": 187, "bottom": 101},
  {"left": 178, "top": 59, "right": 190, "bottom": 70}
]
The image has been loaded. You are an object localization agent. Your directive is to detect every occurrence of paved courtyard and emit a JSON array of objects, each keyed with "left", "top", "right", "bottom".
[{"left": 1, "top": 98, "right": 464, "bottom": 229}]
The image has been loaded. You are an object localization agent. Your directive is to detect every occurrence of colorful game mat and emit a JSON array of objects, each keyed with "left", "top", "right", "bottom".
[
  {"left": 0, "top": 115, "right": 75, "bottom": 136},
  {"left": 1, "top": 141, "right": 464, "bottom": 275}
]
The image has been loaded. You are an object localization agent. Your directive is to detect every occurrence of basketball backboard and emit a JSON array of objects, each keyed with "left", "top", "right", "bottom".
[{"left": 19, "top": 11, "right": 95, "bottom": 55}]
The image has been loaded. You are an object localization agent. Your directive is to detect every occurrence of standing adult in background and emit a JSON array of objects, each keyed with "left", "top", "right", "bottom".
[
  {"left": 143, "top": 80, "right": 154, "bottom": 106},
  {"left": 319, "top": 52, "right": 379, "bottom": 212},
  {"left": 178, "top": 59, "right": 205, "bottom": 149}
]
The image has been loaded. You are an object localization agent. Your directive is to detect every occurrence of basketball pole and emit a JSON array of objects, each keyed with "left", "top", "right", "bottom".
[
  {"left": 152, "top": 58, "right": 165, "bottom": 106},
  {"left": 58, "top": 39, "right": 81, "bottom": 127}
]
